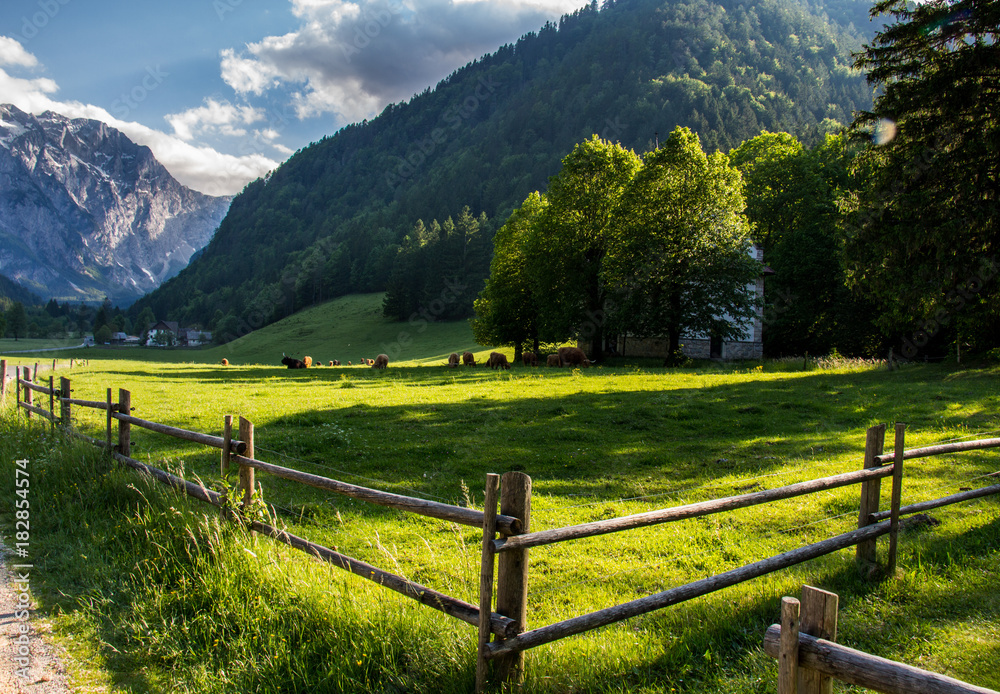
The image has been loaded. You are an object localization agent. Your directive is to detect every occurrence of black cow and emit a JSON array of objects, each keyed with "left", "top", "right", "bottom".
[{"left": 281, "top": 353, "right": 307, "bottom": 369}]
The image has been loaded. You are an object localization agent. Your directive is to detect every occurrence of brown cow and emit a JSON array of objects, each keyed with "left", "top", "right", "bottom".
[
  {"left": 546, "top": 354, "right": 560, "bottom": 367},
  {"left": 347, "top": 361, "right": 352, "bottom": 365},
  {"left": 221, "top": 358, "right": 229, "bottom": 366},
  {"left": 487, "top": 352, "right": 510, "bottom": 370},
  {"left": 303, "top": 356, "right": 313, "bottom": 368},
  {"left": 558, "top": 346, "right": 590, "bottom": 367},
  {"left": 448, "top": 353, "right": 460, "bottom": 368},
  {"left": 522, "top": 351, "right": 538, "bottom": 366},
  {"left": 367, "top": 358, "right": 375, "bottom": 366},
  {"left": 372, "top": 354, "right": 389, "bottom": 369},
  {"left": 462, "top": 351, "right": 477, "bottom": 367}
]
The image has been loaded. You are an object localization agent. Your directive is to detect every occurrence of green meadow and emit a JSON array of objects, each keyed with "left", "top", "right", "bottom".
[{"left": 1, "top": 300, "right": 998, "bottom": 693}]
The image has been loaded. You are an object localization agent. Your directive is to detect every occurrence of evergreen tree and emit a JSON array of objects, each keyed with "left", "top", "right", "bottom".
[
  {"left": 845, "top": 0, "right": 1000, "bottom": 354},
  {"left": 6, "top": 302, "right": 28, "bottom": 341}
]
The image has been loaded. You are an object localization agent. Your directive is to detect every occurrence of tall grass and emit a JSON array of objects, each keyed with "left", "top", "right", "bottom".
[{"left": 1, "top": 359, "right": 998, "bottom": 692}]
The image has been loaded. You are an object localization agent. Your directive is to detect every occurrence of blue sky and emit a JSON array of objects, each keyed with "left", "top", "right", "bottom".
[{"left": 1, "top": 0, "right": 587, "bottom": 196}]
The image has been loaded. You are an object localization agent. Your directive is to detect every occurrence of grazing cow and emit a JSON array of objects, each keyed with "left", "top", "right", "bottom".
[
  {"left": 487, "top": 352, "right": 511, "bottom": 370},
  {"left": 372, "top": 354, "right": 389, "bottom": 369},
  {"left": 462, "top": 351, "right": 477, "bottom": 367},
  {"left": 448, "top": 352, "right": 460, "bottom": 368},
  {"left": 558, "top": 346, "right": 591, "bottom": 367},
  {"left": 221, "top": 358, "right": 229, "bottom": 366},
  {"left": 546, "top": 354, "right": 560, "bottom": 367},
  {"left": 281, "top": 353, "right": 307, "bottom": 369},
  {"left": 347, "top": 361, "right": 352, "bottom": 365},
  {"left": 303, "top": 356, "right": 313, "bottom": 368},
  {"left": 331, "top": 360, "right": 340, "bottom": 366},
  {"left": 522, "top": 351, "right": 538, "bottom": 367}
]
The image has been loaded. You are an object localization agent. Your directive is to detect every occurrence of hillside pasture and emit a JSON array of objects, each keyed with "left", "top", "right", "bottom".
[{"left": 2, "top": 358, "right": 999, "bottom": 693}]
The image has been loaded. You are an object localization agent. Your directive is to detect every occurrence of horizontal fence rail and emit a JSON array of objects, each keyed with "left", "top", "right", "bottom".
[
  {"left": 494, "top": 465, "right": 895, "bottom": 553},
  {"left": 234, "top": 454, "right": 522, "bottom": 535},
  {"left": 248, "top": 519, "right": 518, "bottom": 639},
  {"left": 874, "top": 438, "right": 1000, "bottom": 465},
  {"left": 870, "top": 483, "right": 1000, "bottom": 522},
  {"left": 112, "top": 412, "right": 248, "bottom": 455},
  {"left": 18, "top": 378, "right": 55, "bottom": 395},
  {"left": 764, "top": 625, "right": 998, "bottom": 694}
]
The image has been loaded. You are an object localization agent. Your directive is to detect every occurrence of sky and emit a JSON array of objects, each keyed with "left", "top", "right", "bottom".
[{"left": 0, "top": 0, "right": 588, "bottom": 196}]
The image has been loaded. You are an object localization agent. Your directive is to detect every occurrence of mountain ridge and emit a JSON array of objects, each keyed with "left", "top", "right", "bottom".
[{"left": 0, "top": 104, "right": 232, "bottom": 305}]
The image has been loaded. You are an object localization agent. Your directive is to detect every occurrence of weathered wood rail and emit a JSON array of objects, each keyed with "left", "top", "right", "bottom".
[
  {"left": 766, "top": 586, "right": 999, "bottom": 694},
  {"left": 7, "top": 365, "right": 999, "bottom": 692}
]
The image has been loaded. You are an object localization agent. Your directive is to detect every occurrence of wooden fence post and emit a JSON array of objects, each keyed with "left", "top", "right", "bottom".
[
  {"left": 60, "top": 377, "right": 71, "bottom": 430},
  {"left": 238, "top": 416, "right": 254, "bottom": 508},
  {"left": 0, "top": 359, "right": 6, "bottom": 404},
  {"left": 32, "top": 362, "right": 39, "bottom": 381},
  {"left": 495, "top": 471, "right": 532, "bottom": 687},
  {"left": 221, "top": 415, "right": 234, "bottom": 477},
  {"left": 118, "top": 388, "right": 131, "bottom": 456},
  {"left": 48, "top": 375, "right": 55, "bottom": 432},
  {"left": 798, "top": 586, "right": 838, "bottom": 694},
  {"left": 887, "top": 423, "right": 906, "bottom": 575},
  {"left": 779, "top": 596, "right": 800, "bottom": 694},
  {"left": 105, "top": 388, "right": 113, "bottom": 450},
  {"left": 476, "top": 473, "right": 501, "bottom": 693},
  {"left": 23, "top": 370, "right": 32, "bottom": 420},
  {"left": 856, "top": 424, "right": 886, "bottom": 572}
]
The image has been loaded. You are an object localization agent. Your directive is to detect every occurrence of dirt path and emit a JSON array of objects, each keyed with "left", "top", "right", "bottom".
[{"left": 0, "top": 539, "right": 73, "bottom": 694}]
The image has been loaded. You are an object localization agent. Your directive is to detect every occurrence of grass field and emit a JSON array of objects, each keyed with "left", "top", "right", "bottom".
[{"left": 1, "top": 305, "right": 998, "bottom": 693}]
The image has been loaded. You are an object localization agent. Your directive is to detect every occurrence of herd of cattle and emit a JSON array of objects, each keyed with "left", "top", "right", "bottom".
[
  {"left": 221, "top": 346, "right": 593, "bottom": 369},
  {"left": 275, "top": 353, "right": 389, "bottom": 369},
  {"left": 450, "top": 346, "right": 592, "bottom": 370}
]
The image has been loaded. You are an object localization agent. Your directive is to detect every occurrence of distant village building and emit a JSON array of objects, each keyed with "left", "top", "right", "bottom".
[
  {"left": 145, "top": 321, "right": 211, "bottom": 347},
  {"left": 605, "top": 245, "right": 771, "bottom": 361},
  {"left": 180, "top": 328, "right": 212, "bottom": 347},
  {"left": 146, "top": 320, "right": 180, "bottom": 347}
]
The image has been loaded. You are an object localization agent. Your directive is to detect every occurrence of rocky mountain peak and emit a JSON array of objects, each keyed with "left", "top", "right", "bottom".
[{"left": 0, "top": 104, "right": 232, "bottom": 304}]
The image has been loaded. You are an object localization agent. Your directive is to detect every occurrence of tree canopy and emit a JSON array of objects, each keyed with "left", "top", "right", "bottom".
[
  {"left": 475, "top": 128, "right": 761, "bottom": 359},
  {"left": 844, "top": 0, "right": 1000, "bottom": 355}
]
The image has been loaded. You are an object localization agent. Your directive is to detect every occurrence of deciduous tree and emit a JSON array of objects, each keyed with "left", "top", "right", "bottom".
[{"left": 606, "top": 127, "right": 761, "bottom": 361}]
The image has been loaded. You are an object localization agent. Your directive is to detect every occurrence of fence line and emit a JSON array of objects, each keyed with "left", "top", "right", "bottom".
[
  {"left": 12, "top": 373, "right": 520, "bottom": 642},
  {"left": 8, "top": 369, "right": 1000, "bottom": 692}
]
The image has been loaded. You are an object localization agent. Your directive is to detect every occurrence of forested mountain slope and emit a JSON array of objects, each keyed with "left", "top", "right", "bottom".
[{"left": 132, "top": 0, "right": 876, "bottom": 335}]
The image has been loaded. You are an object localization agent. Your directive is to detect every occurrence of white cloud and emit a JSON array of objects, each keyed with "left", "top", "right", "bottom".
[
  {"left": 0, "top": 36, "right": 277, "bottom": 196},
  {"left": 165, "top": 98, "right": 266, "bottom": 141},
  {"left": 0, "top": 36, "right": 38, "bottom": 68},
  {"left": 219, "top": 0, "right": 589, "bottom": 122}
]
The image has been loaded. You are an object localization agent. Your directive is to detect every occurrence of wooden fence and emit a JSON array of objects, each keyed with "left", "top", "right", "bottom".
[
  {"left": 766, "top": 585, "right": 998, "bottom": 694},
  {"left": 9, "top": 368, "right": 1000, "bottom": 692}
]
